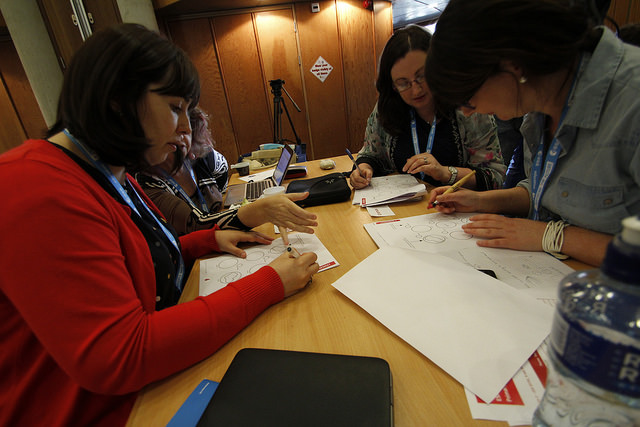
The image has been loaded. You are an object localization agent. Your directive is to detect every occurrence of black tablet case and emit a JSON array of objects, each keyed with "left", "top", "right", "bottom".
[
  {"left": 197, "top": 348, "right": 393, "bottom": 427},
  {"left": 285, "top": 172, "right": 352, "bottom": 206}
]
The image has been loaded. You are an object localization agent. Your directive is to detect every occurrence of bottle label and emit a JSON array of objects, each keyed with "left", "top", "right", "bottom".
[{"left": 551, "top": 310, "right": 640, "bottom": 397}]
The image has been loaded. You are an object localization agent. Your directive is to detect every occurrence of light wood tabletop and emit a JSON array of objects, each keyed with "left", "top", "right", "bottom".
[{"left": 127, "top": 155, "right": 592, "bottom": 427}]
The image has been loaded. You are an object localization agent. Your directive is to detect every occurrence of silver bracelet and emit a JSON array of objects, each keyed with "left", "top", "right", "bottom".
[{"left": 542, "top": 220, "right": 569, "bottom": 260}]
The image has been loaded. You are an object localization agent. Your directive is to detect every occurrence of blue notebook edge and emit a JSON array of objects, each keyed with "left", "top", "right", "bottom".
[{"left": 166, "top": 379, "right": 219, "bottom": 427}]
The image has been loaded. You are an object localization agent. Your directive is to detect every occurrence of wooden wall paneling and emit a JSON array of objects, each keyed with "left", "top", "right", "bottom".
[
  {"left": 294, "top": 0, "right": 349, "bottom": 160},
  {"left": 212, "top": 13, "right": 273, "bottom": 157},
  {"left": 0, "top": 40, "right": 47, "bottom": 140},
  {"left": 0, "top": 76, "right": 27, "bottom": 154},
  {"left": 167, "top": 18, "right": 239, "bottom": 163},
  {"left": 254, "top": 8, "right": 311, "bottom": 149},
  {"left": 628, "top": 0, "right": 640, "bottom": 23},
  {"left": 373, "top": 1, "right": 392, "bottom": 75},
  {"left": 608, "top": 0, "right": 631, "bottom": 26},
  {"left": 336, "top": 1, "right": 378, "bottom": 153}
]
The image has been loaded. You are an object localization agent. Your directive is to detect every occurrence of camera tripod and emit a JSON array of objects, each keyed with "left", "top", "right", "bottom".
[{"left": 269, "top": 79, "right": 302, "bottom": 147}]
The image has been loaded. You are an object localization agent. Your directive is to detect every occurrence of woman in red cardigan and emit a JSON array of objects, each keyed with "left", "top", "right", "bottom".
[{"left": 0, "top": 23, "right": 318, "bottom": 426}]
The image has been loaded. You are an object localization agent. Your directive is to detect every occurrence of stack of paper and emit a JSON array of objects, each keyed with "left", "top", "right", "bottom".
[
  {"left": 332, "top": 247, "right": 554, "bottom": 404},
  {"left": 353, "top": 175, "right": 426, "bottom": 207}
]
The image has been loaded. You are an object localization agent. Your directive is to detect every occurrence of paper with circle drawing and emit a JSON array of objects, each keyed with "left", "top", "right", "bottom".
[
  {"left": 352, "top": 175, "right": 426, "bottom": 207},
  {"left": 199, "top": 233, "right": 339, "bottom": 297},
  {"left": 363, "top": 212, "right": 573, "bottom": 304}
]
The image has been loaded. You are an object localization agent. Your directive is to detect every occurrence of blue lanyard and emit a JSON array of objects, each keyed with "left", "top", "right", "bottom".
[
  {"left": 64, "top": 129, "right": 185, "bottom": 292},
  {"left": 530, "top": 58, "right": 582, "bottom": 221},
  {"left": 410, "top": 109, "right": 436, "bottom": 180},
  {"left": 161, "top": 163, "right": 210, "bottom": 213}
]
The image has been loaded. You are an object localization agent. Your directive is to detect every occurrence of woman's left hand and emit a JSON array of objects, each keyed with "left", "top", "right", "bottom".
[
  {"left": 462, "top": 214, "right": 547, "bottom": 252},
  {"left": 215, "top": 230, "right": 274, "bottom": 258},
  {"left": 402, "top": 153, "right": 448, "bottom": 182}
]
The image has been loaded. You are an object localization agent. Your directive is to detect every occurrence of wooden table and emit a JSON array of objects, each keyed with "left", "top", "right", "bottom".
[{"left": 127, "top": 156, "right": 591, "bottom": 426}]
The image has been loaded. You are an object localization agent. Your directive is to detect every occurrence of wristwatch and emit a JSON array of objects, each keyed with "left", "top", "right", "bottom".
[{"left": 446, "top": 166, "right": 458, "bottom": 185}]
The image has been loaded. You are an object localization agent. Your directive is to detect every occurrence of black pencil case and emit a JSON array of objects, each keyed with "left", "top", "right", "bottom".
[{"left": 285, "top": 172, "right": 352, "bottom": 207}]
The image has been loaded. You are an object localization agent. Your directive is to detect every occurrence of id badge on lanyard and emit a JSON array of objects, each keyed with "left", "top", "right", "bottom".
[
  {"left": 410, "top": 109, "right": 436, "bottom": 181},
  {"left": 64, "top": 129, "right": 186, "bottom": 291},
  {"left": 161, "top": 163, "right": 209, "bottom": 214}
]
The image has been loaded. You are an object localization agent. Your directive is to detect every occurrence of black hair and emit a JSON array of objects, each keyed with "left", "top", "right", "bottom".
[
  {"left": 376, "top": 25, "right": 431, "bottom": 136},
  {"left": 48, "top": 23, "right": 200, "bottom": 170},
  {"left": 426, "top": 0, "right": 599, "bottom": 115}
]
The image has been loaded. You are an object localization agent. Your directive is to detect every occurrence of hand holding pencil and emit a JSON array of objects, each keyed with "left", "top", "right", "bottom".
[{"left": 431, "top": 170, "right": 476, "bottom": 207}]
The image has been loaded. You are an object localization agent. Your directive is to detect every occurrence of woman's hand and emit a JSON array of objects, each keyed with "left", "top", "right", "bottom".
[
  {"left": 269, "top": 251, "right": 319, "bottom": 297},
  {"left": 462, "top": 214, "right": 547, "bottom": 252},
  {"left": 349, "top": 163, "right": 373, "bottom": 189},
  {"left": 238, "top": 194, "right": 318, "bottom": 234},
  {"left": 214, "top": 230, "right": 274, "bottom": 258},
  {"left": 403, "top": 153, "right": 449, "bottom": 182},
  {"left": 428, "top": 187, "right": 482, "bottom": 213}
]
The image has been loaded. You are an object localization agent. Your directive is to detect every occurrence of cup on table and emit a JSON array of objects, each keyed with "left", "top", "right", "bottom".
[{"left": 262, "top": 186, "right": 286, "bottom": 197}]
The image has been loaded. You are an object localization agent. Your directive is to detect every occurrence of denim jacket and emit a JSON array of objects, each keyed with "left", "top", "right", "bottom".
[{"left": 517, "top": 28, "right": 640, "bottom": 234}]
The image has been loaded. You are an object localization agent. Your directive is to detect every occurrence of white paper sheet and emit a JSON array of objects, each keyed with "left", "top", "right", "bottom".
[
  {"left": 363, "top": 212, "right": 574, "bottom": 305},
  {"left": 199, "top": 233, "right": 339, "bottom": 296},
  {"left": 465, "top": 340, "right": 549, "bottom": 426},
  {"left": 331, "top": 247, "right": 554, "bottom": 403},
  {"left": 352, "top": 175, "right": 426, "bottom": 207}
]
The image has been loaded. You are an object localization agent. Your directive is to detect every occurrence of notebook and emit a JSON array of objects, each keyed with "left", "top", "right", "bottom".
[
  {"left": 196, "top": 348, "right": 394, "bottom": 427},
  {"left": 223, "top": 144, "right": 294, "bottom": 207}
]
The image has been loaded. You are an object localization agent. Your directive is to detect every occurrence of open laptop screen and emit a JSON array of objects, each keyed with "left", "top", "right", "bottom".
[{"left": 273, "top": 144, "right": 294, "bottom": 185}]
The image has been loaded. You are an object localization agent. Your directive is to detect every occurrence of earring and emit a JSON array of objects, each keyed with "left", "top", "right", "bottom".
[{"left": 519, "top": 76, "right": 527, "bottom": 84}]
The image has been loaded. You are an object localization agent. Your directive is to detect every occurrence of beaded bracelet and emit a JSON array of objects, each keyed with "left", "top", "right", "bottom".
[{"left": 542, "top": 220, "right": 569, "bottom": 260}]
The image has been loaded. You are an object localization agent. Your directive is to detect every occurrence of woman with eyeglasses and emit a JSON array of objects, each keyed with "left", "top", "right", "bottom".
[
  {"left": 349, "top": 25, "right": 506, "bottom": 191},
  {"left": 425, "top": 0, "right": 640, "bottom": 266}
]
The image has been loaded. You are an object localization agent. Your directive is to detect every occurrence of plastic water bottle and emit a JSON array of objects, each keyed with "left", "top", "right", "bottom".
[{"left": 532, "top": 215, "right": 640, "bottom": 426}]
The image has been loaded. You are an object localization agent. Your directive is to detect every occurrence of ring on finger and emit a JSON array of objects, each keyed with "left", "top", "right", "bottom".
[{"left": 423, "top": 157, "right": 429, "bottom": 165}]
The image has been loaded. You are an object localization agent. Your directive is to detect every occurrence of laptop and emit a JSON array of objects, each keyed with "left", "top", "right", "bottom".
[
  {"left": 223, "top": 144, "right": 294, "bottom": 207},
  {"left": 197, "top": 348, "right": 394, "bottom": 427}
]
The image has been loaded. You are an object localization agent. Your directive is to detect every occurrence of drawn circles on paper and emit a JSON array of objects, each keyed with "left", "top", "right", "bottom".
[
  {"left": 249, "top": 264, "right": 266, "bottom": 274},
  {"left": 449, "top": 231, "right": 473, "bottom": 240},
  {"left": 436, "top": 220, "right": 458, "bottom": 229},
  {"left": 220, "top": 271, "right": 242, "bottom": 284},
  {"left": 245, "top": 250, "right": 265, "bottom": 262},
  {"left": 420, "top": 234, "right": 446, "bottom": 244},
  {"left": 218, "top": 258, "right": 239, "bottom": 269},
  {"left": 411, "top": 225, "right": 433, "bottom": 234}
]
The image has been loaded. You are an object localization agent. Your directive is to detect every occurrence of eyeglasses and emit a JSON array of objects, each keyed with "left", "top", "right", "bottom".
[{"left": 393, "top": 74, "right": 426, "bottom": 92}]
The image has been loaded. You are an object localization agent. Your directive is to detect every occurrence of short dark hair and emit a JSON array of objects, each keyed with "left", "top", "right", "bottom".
[
  {"left": 426, "top": 0, "right": 598, "bottom": 114},
  {"left": 376, "top": 25, "right": 431, "bottom": 136},
  {"left": 49, "top": 23, "right": 200, "bottom": 170}
]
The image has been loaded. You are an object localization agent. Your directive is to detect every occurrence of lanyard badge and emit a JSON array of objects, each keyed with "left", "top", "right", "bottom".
[{"left": 64, "top": 129, "right": 185, "bottom": 291}]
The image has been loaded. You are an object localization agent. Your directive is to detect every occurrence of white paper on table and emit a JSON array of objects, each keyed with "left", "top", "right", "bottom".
[
  {"left": 331, "top": 247, "right": 554, "bottom": 403},
  {"left": 237, "top": 168, "right": 274, "bottom": 183},
  {"left": 465, "top": 340, "right": 549, "bottom": 426},
  {"left": 352, "top": 175, "right": 426, "bottom": 207},
  {"left": 363, "top": 212, "right": 574, "bottom": 305},
  {"left": 199, "top": 233, "right": 338, "bottom": 296},
  {"left": 363, "top": 212, "right": 477, "bottom": 252}
]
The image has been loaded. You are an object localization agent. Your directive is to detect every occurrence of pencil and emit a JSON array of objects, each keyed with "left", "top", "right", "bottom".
[
  {"left": 279, "top": 226, "right": 289, "bottom": 245},
  {"left": 432, "top": 170, "right": 476, "bottom": 206}
]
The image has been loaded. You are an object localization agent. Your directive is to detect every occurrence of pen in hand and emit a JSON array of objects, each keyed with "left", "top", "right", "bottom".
[
  {"left": 345, "top": 148, "right": 364, "bottom": 176},
  {"left": 286, "top": 245, "right": 300, "bottom": 258},
  {"left": 432, "top": 170, "right": 476, "bottom": 206}
]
